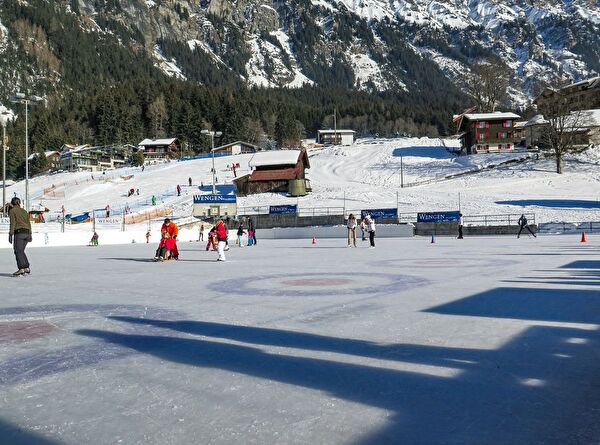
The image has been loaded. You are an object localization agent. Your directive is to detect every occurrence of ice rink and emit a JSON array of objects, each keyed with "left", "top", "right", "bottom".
[{"left": 1, "top": 235, "right": 599, "bottom": 444}]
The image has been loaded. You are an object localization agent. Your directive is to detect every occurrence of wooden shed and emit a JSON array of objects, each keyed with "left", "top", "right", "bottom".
[{"left": 234, "top": 149, "right": 310, "bottom": 196}]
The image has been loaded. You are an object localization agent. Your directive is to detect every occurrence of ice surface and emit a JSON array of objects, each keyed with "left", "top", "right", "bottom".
[{"left": 1, "top": 235, "right": 600, "bottom": 444}]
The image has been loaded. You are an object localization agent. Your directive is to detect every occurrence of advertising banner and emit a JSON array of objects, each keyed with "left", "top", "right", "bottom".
[
  {"left": 360, "top": 208, "right": 398, "bottom": 219},
  {"left": 269, "top": 205, "right": 297, "bottom": 215},
  {"left": 193, "top": 194, "right": 237, "bottom": 204},
  {"left": 417, "top": 211, "right": 461, "bottom": 223}
]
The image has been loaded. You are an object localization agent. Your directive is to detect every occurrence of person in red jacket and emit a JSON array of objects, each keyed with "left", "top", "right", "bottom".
[
  {"left": 206, "top": 226, "right": 218, "bottom": 251},
  {"left": 215, "top": 219, "right": 228, "bottom": 261},
  {"left": 161, "top": 218, "right": 179, "bottom": 259},
  {"left": 154, "top": 232, "right": 176, "bottom": 261}
]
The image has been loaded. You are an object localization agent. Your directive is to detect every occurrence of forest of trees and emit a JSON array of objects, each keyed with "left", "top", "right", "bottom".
[{"left": 0, "top": 0, "right": 468, "bottom": 180}]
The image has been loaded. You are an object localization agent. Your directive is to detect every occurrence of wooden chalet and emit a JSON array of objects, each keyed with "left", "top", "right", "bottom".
[
  {"left": 535, "top": 77, "right": 600, "bottom": 117},
  {"left": 212, "top": 141, "right": 258, "bottom": 155},
  {"left": 138, "top": 138, "right": 181, "bottom": 162},
  {"left": 234, "top": 150, "right": 310, "bottom": 196},
  {"left": 453, "top": 111, "right": 521, "bottom": 154}
]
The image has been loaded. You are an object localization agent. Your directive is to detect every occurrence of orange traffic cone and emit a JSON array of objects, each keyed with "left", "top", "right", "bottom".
[
  {"left": 581, "top": 232, "right": 587, "bottom": 243},
  {"left": 312, "top": 236, "right": 317, "bottom": 245}
]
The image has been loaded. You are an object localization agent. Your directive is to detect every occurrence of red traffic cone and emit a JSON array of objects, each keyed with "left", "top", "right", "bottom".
[
  {"left": 581, "top": 232, "right": 587, "bottom": 243},
  {"left": 312, "top": 236, "right": 317, "bottom": 245}
]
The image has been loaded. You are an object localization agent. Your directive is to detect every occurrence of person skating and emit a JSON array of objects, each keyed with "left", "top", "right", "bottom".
[
  {"left": 347, "top": 213, "right": 357, "bottom": 247},
  {"left": 364, "top": 214, "right": 376, "bottom": 248},
  {"left": 248, "top": 217, "right": 256, "bottom": 245},
  {"left": 188, "top": 177, "right": 192, "bottom": 187},
  {"left": 216, "top": 219, "right": 228, "bottom": 261},
  {"left": 517, "top": 214, "right": 537, "bottom": 238},
  {"left": 198, "top": 223, "right": 205, "bottom": 242},
  {"left": 457, "top": 212, "right": 464, "bottom": 239},
  {"left": 161, "top": 218, "right": 179, "bottom": 259},
  {"left": 154, "top": 232, "right": 176, "bottom": 261},
  {"left": 360, "top": 218, "right": 366, "bottom": 241},
  {"left": 8, "top": 197, "right": 32, "bottom": 276},
  {"left": 206, "top": 226, "right": 218, "bottom": 251},
  {"left": 90, "top": 232, "right": 99, "bottom": 246},
  {"left": 237, "top": 223, "right": 246, "bottom": 247}
]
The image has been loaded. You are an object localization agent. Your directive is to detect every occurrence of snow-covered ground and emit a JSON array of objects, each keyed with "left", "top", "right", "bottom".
[
  {"left": 1, "top": 236, "right": 599, "bottom": 444},
  {"left": 4, "top": 138, "right": 600, "bottom": 225}
]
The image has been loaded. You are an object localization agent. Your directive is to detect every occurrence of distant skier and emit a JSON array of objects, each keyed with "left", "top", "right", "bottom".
[
  {"left": 457, "top": 212, "right": 464, "bottom": 239},
  {"left": 8, "top": 197, "right": 32, "bottom": 276},
  {"left": 188, "top": 177, "right": 192, "bottom": 187},
  {"left": 347, "top": 213, "right": 357, "bottom": 247},
  {"left": 176, "top": 184, "right": 181, "bottom": 196},
  {"left": 105, "top": 205, "right": 111, "bottom": 218},
  {"left": 517, "top": 214, "right": 537, "bottom": 238},
  {"left": 364, "top": 214, "right": 376, "bottom": 248},
  {"left": 216, "top": 219, "right": 228, "bottom": 261},
  {"left": 151, "top": 195, "right": 157, "bottom": 206},
  {"left": 142, "top": 165, "right": 145, "bottom": 172}
]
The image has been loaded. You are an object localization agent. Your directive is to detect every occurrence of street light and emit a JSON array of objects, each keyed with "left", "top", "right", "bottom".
[
  {"left": 10, "top": 93, "right": 43, "bottom": 211},
  {"left": 0, "top": 110, "right": 13, "bottom": 217},
  {"left": 201, "top": 129, "right": 222, "bottom": 194}
]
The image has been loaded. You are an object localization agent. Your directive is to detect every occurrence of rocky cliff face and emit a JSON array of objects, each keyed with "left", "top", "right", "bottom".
[{"left": 3, "top": 0, "right": 600, "bottom": 105}]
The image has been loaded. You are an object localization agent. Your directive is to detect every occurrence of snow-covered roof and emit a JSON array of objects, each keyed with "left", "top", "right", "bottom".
[
  {"left": 248, "top": 150, "right": 301, "bottom": 168},
  {"left": 463, "top": 112, "right": 521, "bottom": 120},
  {"left": 526, "top": 115, "right": 549, "bottom": 126},
  {"left": 138, "top": 138, "right": 178, "bottom": 146},
  {"left": 317, "top": 129, "right": 356, "bottom": 134},
  {"left": 27, "top": 151, "right": 59, "bottom": 161},
  {"left": 566, "top": 109, "right": 600, "bottom": 128}
]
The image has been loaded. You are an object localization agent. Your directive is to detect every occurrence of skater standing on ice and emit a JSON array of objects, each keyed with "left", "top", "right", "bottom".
[
  {"left": 360, "top": 218, "right": 366, "bottom": 241},
  {"left": 8, "top": 197, "right": 32, "bottom": 276},
  {"left": 347, "top": 213, "right": 357, "bottom": 247},
  {"left": 188, "top": 177, "right": 192, "bottom": 187},
  {"left": 161, "top": 218, "right": 179, "bottom": 259},
  {"left": 216, "top": 219, "right": 228, "bottom": 261},
  {"left": 364, "top": 214, "right": 376, "bottom": 248},
  {"left": 198, "top": 223, "right": 204, "bottom": 242},
  {"left": 457, "top": 212, "right": 464, "bottom": 239},
  {"left": 248, "top": 217, "right": 256, "bottom": 245},
  {"left": 517, "top": 214, "right": 536, "bottom": 238},
  {"left": 236, "top": 222, "right": 246, "bottom": 247}
]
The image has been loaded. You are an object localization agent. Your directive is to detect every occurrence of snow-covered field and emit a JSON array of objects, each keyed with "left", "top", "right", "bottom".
[
  {"left": 4, "top": 138, "right": 600, "bottom": 225},
  {"left": 1, "top": 236, "right": 599, "bottom": 444}
]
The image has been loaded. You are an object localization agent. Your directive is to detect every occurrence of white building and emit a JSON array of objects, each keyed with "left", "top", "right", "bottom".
[{"left": 316, "top": 129, "right": 355, "bottom": 146}]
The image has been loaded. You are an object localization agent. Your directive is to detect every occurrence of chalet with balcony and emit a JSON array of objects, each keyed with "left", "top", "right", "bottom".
[{"left": 138, "top": 138, "right": 181, "bottom": 163}]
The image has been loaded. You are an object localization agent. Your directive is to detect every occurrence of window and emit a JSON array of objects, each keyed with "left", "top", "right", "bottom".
[
  {"left": 476, "top": 132, "right": 485, "bottom": 141},
  {"left": 503, "top": 120, "right": 513, "bottom": 128},
  {"left": 476, "top": 121, "right": 488, "bottom": 129},
  {"left": 498, "top": 132, "right": 507, "bottom": 139}
]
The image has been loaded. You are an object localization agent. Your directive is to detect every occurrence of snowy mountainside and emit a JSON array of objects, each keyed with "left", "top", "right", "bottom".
[{"left": 1, "top": 0, "right": 599, "bottom": 102}]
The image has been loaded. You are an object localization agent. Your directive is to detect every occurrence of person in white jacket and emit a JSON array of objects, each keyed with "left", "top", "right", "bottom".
[
  {"left": 364, "top": 214, "right": 376, "bottom": 248},
  {"left": 347, "top": 214, "right": 357, "bottom": 247}
]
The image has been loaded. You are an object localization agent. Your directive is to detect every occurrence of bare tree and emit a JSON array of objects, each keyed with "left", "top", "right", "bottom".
[
  {"left": 467, "top": 61, "right": 510, "bottom": 112},
  {"left": 542, "top": 102, "right": 587, "bottom": 174}
]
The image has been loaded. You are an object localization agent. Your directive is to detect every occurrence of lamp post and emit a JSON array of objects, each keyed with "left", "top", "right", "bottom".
[
  {"left": 201, "top": 129, "right": 222, "bottom": 194},
  {"left": 10, "top": 93, "right": 43, "bottom": 211},
  {"left": 0, "top": 111, "right": 12, "bottom": 217}
]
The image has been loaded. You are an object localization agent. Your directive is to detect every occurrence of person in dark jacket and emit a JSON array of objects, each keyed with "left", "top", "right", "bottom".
[
  {"left": 8, "top": 197, "right": 32, "bottom": 276},
  {"left": 517, "top": 214, "right": 537, "bottom": 238},
  {"left": 236, "top": 223, "right": 246, "bottom": 247}
]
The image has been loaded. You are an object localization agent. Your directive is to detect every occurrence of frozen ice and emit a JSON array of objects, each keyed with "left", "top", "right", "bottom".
[{"left": 0, "top": 235, "right": 599, "bottom": 444}]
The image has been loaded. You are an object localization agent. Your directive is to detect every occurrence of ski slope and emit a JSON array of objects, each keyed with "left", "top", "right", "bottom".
[{"left": 4, "top": 138, "right": 600, "bottom": 223}]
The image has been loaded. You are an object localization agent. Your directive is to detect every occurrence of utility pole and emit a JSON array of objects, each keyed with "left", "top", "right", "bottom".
[
  {"left": 333, "top": 107, "right": 338, "bottom": 145},
  {"left": 11, "top": 93, "right": 43, "bottom": 211},
  {"left": 400, "top": 154, "right": 404, "bottom": 188},
  {"left": 1, "top": 111, "right": 11, "bottom": 217},
  {"left": 201, "top": 129, "right": 222, "bottom": 194}
]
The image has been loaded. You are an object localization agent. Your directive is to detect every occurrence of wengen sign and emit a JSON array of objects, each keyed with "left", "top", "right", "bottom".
[{"left": 193, "top": 194, "right": 237, "bottom": 204}]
